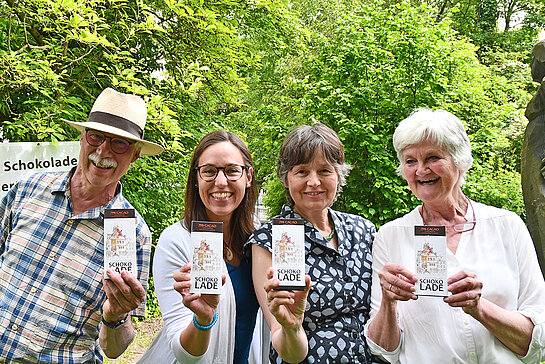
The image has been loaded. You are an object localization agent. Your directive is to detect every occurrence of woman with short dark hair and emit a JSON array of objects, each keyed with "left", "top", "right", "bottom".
[{"left": 248, "top": 123, "right": 382, "bottom": 363}]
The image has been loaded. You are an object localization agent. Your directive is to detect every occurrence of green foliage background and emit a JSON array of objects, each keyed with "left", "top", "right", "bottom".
[{"left": 1, "top": 0, "right": 543, "bottom": 316}]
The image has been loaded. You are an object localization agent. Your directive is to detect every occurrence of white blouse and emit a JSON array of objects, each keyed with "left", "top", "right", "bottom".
[{"left": 364, "top": 201, "right": 545, "bottom": 363}]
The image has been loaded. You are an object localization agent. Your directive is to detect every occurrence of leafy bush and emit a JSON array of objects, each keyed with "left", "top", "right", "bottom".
[{"left": 240, "top": 1, "right": 530, "bottom": 227}]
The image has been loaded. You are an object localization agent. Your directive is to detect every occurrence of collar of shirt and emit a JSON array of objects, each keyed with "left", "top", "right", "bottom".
[{"left": 51, "top": 167, "right": 125, "bottom": 221}]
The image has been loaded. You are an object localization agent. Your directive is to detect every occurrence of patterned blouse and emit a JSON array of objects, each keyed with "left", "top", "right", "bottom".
[{"left": 246, "top": 205, "right": 383, "bottom": 364}]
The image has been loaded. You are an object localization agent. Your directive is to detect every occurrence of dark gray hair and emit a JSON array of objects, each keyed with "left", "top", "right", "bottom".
[
  {"left": 277, "top": 123, "right": 352, "bottom": 205},
  {"left": 393, "top": 108, "right": 473, "bottom": 185}
]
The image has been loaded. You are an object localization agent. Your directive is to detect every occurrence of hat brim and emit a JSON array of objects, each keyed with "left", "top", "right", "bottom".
[{"left": 63, "top": 119, "right": 164, "bottom": 156}]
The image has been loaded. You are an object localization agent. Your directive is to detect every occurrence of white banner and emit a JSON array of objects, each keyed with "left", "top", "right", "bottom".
[{"left": 0, "top": 141, "right": 80, "bottom": 198}]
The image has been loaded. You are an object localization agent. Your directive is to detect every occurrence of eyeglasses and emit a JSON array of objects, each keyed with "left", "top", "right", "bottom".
[
  {"left": 422, "top": 196, "right": 476, "bottom": 233},
  {"left": 195, "top": 164, "right": 247, "bottom": 182},
  {"left": 452, "top": 220, "right": 476, "bottom": 233},
  {"left": 85, "top": 129, "right": 135, "bottom": 154},
  {"left": 452, "top": 197, "right": 476, "bottom": 233}
]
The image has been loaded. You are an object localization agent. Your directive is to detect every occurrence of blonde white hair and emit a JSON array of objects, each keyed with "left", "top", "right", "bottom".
[{"left": 393, "top": 108, "right": 473, "bottom": 185}]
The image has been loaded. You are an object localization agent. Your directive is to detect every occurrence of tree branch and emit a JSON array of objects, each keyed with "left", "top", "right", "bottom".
[
  {"left": 5, "top": 0, "right": 45, "bottom": 46},
  {"left": 436, "top": 0, "right": 451, "bottom": 22}
]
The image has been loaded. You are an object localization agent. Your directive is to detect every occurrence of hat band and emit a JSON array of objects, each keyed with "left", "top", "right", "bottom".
[{"left": 87, "top": 111, "right": 144, "bottom": 139}]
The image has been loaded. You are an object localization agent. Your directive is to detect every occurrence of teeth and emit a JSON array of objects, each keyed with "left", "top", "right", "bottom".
[
  {"left": 306, "top": 192, "right": 321, "bottom": 196},
  {"left": 89, "top": 153, "right": 117, "bottom": 169},
  {"left": 212, "top": 192, "right": 232, "bottom": 199},
  {"left": 95, "top": 162, "right": 113, "bottom": 169}
]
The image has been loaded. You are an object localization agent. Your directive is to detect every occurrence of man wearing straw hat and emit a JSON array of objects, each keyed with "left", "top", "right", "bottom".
[{"left": 0, "top": 88, "right": 163, "bottom": 363}]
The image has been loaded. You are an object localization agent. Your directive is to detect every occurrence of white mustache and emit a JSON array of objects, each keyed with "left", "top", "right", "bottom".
[{"left": 89, "top": 152, "right": 117, "bottom": 168}]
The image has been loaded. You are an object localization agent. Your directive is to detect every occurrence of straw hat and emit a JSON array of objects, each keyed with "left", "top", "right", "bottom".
[{"left": 64, "top": 88, "right": 164, "bottom": 156}]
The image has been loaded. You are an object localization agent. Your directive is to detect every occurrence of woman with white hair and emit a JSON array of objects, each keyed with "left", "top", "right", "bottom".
[{"left": 364, "top": 109, "right": 545, "bottom": 363}]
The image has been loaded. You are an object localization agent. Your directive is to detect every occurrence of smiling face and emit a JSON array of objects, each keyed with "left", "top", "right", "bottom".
[
  {"left": 402, "top": 139, "right": 462, "bottom": 205},
  {"left": 286, "top": 150, "right": 339, "bottom": 219},
  {"left": 197, "top": 142, "right": 252, "bottom": 223},
  {"left": 77, "top": 129, "right": 140, "bottom": 193}
]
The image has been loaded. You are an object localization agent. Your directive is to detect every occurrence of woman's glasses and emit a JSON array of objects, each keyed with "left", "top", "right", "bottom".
[
  {"left": 195, "top": 164, "right": 247, "bottom": 182},
  {"left": 452, "top": 197, "right": 476, "bottom": 233},
  {"left": 422, "top": 196, "right": 476, "bottom": 233}
]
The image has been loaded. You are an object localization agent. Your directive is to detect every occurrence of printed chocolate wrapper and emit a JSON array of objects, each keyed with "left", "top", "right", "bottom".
[
  {"left": 414, "top": 225, "right": 448, "bottom": 297},
  {"left": 190, "top": 221, "right": 223, "bottom": 294},
  {"left": 272, "top": 218, "right": 305, "bottom": 290},
  {"left": 104, "top": 209, "right": 137, "bottom": 279}
]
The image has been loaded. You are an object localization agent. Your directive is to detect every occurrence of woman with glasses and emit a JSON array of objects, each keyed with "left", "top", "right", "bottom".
[
  {"left": 364, "top": 109, "right": 545, "bottom": 363},
  {"left": 138, "top": 131, "right": 261, "bottom": 364}
]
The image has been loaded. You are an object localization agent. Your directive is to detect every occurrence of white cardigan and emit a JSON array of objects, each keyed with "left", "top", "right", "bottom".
[{"left": 137, "top": 222, "right": 268, "bottom": 364}]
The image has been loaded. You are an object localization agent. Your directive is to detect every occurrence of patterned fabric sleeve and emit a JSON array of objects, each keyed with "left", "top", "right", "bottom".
[
  {"left": 0, "top": 184, "right": 17, "bottom": 255},
  {"left": 246, "top": 221, "right": 274, "bottom": 252}
]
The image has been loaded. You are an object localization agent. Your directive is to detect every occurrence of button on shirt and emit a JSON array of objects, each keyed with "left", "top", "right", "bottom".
[
  {"left": 246, "top": 205, "right": 383, "bottom": 364},
  {"left": 364, "top": 201, "right": 545, "bottom": 364},
  {"left": 0, "top": 170, "right": 151, "bottom": 363}
]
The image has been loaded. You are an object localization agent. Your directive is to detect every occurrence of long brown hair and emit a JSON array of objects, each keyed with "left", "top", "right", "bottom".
[{"left": 183, "top": 130, "right": 257, "bottom": 259}]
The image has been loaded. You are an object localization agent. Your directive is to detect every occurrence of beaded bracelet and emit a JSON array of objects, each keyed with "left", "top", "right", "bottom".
[{"left": 193, "top": 312, "right": 218, "bottom": 331}]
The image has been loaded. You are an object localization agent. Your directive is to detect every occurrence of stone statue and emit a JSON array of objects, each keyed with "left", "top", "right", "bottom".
[{"left": 522, "top": 39, "right": 545, "bottom": 278}]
